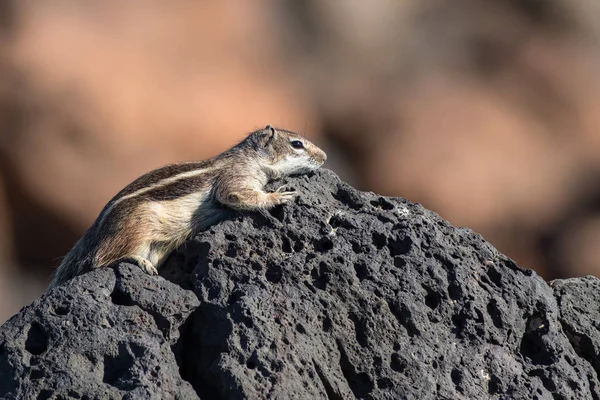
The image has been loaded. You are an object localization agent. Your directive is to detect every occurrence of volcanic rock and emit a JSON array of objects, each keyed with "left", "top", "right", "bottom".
[{"left": 1, "top": 169, "right": 599, "bottom": 399}]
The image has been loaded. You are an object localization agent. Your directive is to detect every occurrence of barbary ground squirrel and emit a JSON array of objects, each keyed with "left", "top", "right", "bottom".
[{"left": 49, "top": 125, "right": 327, "bottom": 288}]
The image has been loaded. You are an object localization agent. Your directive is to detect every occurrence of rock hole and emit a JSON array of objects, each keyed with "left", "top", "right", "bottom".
[
  {"left": 486, "top": 266, "right": 502, "bottom": 287},
  {"left": 36, "top": 390, "right": 53, "bottom": 400},
  {"left": 323, "top": 316, "right": 332, "bottom": 332},
  {"left": 250, "top": 261, "right": 263, "bottom": 271},
  {"left": 519, "top": 312, "right": 553, "bottom": 365},
  {"left": 268, "top": 205, "right": 285, "bottom": 222},
  {"left": 52, "top": 302, "right": 70, "bottom": 316},
  {"left": 351, "top": 241, "right": 362, "bottom": 254},
  {"left": 332, "top": 186, "right": 363, "bottom": 210},
  {"left": 225, "top": 234, "right": 236, "bottom": 241},
  {"left": 110, "top": 285, "right": 134, "bottom": 306},
  {"left": 30, "top": 367, "right": 46, "bottom": 380},
  {"left": 388, "top": 235, "right": 412, "bottom": 256},
  {"left": 102, "top": 344, "right": 135, "bottom": 387},
  {"left": 372, "top": 232, "right": 387, "bottom": 249},
  {"left": 423, "top": 286, "right": 442, "bottom": 310},
  {"left": 311, "top": 262, "right": 330, "bottom": 290},
  {"left": 568, "top": 380, "right": 580, "bottom": 390},
  {"left": 250, "top": 212, "right": 271, "bottom": 228},
  {"left": 176, "top": 308, "right": 230, "bottom": 399},
  {"left": 451, "top": 312, "right": 469, "bottom": 336},
  {"left": 390, "top": 353, "right": 406, "bottom": 373},
  {"left": 377, "top": 215, "right": 394, "bottom": 224},
  {"left": 293, "top": 240, "right": 304, "bottom": 252},
  {"left": 451, "top": 369, "right": 462, "bottom": 386},
  {"left": 266, "top": 264, "right": 283, "bottom": 283},
  {"left": 354, "top": 262, "right": 369, "bottom": 281},
  {"left": 377, "top": 377, "right": 393, "bottom": 389},
  {"left": 448, "top": 283, "right": 462, "bottom": 300},
  {"left": 271, "top": 360, "right": 284, "bottom": 372},
  {"left": 25, "top": 323, "right": 49, "bottom": 356},
  {"left": 328, "top": 214, "right": 356, "bottom": 229},
  {"left": 393, "top": 257, "right": 406, "bottom": 268},
  {"left": 316, "top": 237, "right": 334, "bottom": 252},
  {"left": 228, "top": 290, "right": 244, "bottom": 306},
  {"left": 349, "top": 313, "right": 369, "bottom": 348},
  {"left": 487, "top": 299, "right": 503, "bottom": 329},
  {"left": 370, "top": 197, "right": 394, "bottom": 210},
  {"left": 296, "top": 324, "right": 307, "bottom": 334},
  {"left": 281, "top": 236, "right": 292, "bottom": 253},
  {"left": 488, "top": 375, "right": 502, "bottom": 395},
  {"left": 225, "top": 243, "right": 237, "bottom": 258},
  {"left": 246, "top": 359, "right": 257, "bottom": 370}
]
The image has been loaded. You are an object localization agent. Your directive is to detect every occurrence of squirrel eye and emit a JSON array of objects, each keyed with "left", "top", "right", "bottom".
[{"left": 290, "top": 140, "right": 304, "bottom": 149}]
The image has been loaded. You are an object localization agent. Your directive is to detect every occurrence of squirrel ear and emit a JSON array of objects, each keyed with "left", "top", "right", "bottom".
[{"left": 264, "top": 124, "right": 277, "bottom": 145}]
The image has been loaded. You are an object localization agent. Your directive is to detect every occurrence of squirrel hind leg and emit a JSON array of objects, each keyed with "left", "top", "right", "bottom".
[{"left": 114, "top": 255, "right": 158, "bottom": 276}]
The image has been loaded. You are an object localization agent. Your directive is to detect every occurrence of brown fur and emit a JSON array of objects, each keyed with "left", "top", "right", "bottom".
[{"left": 49, "top": 125, "right": 327, "bottom": 288}]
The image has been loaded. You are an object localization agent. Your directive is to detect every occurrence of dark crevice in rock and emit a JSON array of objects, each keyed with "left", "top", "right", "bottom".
[
  {"left": 315, "top": 236, "right": 334, "bottom": 252},
  {"left": 560, "top": 321, "right": 600, "bottom": 378},
  {"left": 110, "top": 284, "right": 134, "bottom": 307},
  {"left": 177, "top": 304, "right": 234, "bottom": 400},
  {"left": 353, "top": 261, "right": 369, "bottom": 281},
  {"left": 176, "top": 310, "right": 204, "bottom": 399},
  {"left": 312, "top": 359, "right": 344, "bottom": 400},
  {"left": 102, "top": 343, "right": 136, "bottom": 389},
  {"left": 520, "top": 311, "right": 553, "bottom": 366},
  {"left": 266, "top": 262, "right": 283, "bottom": 283},
  {"left": 423, "top": 285, "right": 442, "bottom": 310},
  {"left": 486, "top": 299, "right": 504, "bottom": 329},
  {"left": 387, "top": 300, "right": 420, "bottom": 337},
  {"left": 267, "top": 204, "right": 286, "bottom": 222},
  {"left": 528, "top": 368, "right": 559, "bottom": 398},
  {"left": 370, "top": 197, "right": 394, "bottom": 211},
  {"left": 388, "top": 235, "right": 412, "bottom": 256},
  {"left": 332, "top": 185, "right": 364, "bottom": 210},
  {"left": 349, "top": 313, "right": 369, "bottom": 348},
  {"left": 336, "top": 341, "right": 374, "bottom": 399},
  {"left": 328, "top": 213, "right": 356, "bottom": 230}
]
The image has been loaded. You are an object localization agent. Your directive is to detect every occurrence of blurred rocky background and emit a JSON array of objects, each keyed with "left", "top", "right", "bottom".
[{"left": 2, "top": 0, "right": 600, "bottom": 323}]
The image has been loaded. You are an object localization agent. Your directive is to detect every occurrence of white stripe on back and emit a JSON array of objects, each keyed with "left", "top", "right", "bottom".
[{"left": 96, "top": 167, "right": 216, "bottom": 227}]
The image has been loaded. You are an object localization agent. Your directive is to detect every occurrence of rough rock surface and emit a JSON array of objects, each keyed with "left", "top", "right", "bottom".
[{"left": 1, "top": 169, "right": 600, "bottom": 399}]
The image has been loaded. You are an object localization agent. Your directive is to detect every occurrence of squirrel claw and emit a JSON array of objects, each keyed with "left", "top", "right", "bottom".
[
  {"left": 274, "top": 191, "right": 297, "bottom": 204},
  {"left": 118, "top": 255, "right": 158, "bottom": 276}
]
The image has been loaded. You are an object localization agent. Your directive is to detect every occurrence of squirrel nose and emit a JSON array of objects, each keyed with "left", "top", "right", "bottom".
[{"left": 320, "top": 149, "right": 328, "bottom": 163}]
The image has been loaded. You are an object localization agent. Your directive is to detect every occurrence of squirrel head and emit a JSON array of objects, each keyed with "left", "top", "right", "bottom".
[{"left": 247, "top": 125, "right": 327, "bottom": 177}]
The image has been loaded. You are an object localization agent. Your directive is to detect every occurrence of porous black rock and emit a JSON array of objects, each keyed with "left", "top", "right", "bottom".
[{"left": 1, "top": 169, "right": 600, "bottom": 399}]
